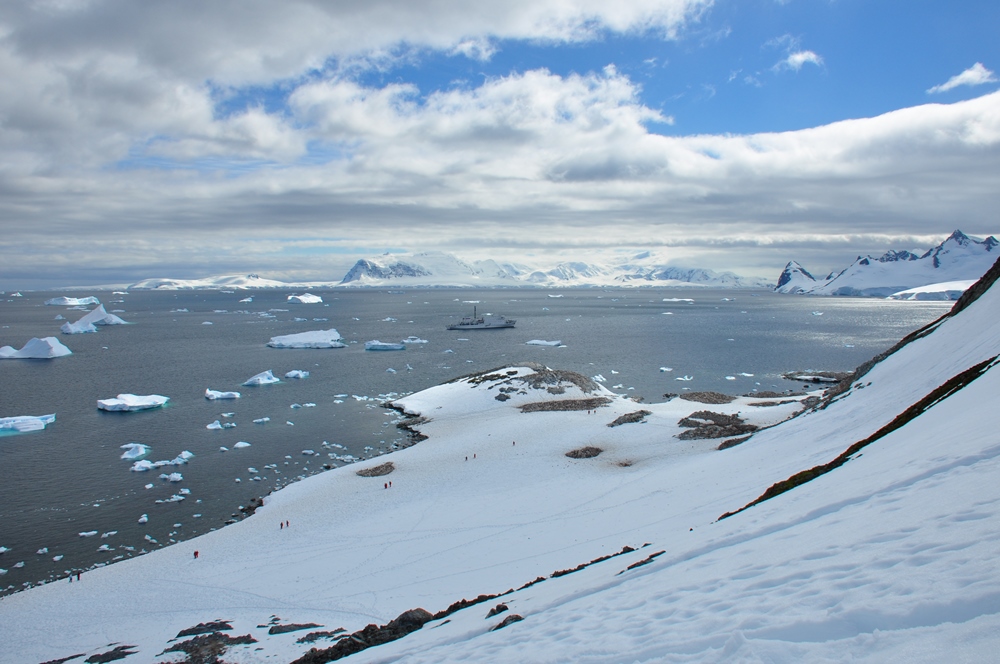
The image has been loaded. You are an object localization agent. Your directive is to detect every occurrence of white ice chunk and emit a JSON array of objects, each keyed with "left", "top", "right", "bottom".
[
  {"left": 401, "top": 336, "right": 429, "bottom": 344},
  {"left": 166, "top": 472, "right": 183, "bottom": 482},
  {"left": 243, "top": 370, "right": 279, "bottom": 386},
  {"left": 60, "top": 305, "right": 128, "bottom": 334},
  {"left": 284, "top": 370, "right": 310, "bottom": 379},
  {"left": 253, "top": 417, "right": 270, "bottom": 424},
  {"left": 205, "top": 388, "right": 241, "bottom": 400},
  {"left": 365, "top": 340, "right": 405, "bottom": 351},
  {"left": 267, "top": 329, "right": 344, "bottom": 349},
  {"left": 97, "top": 394, "right": 168, "bottom": 411},
  {"left": 660, "top": 367, "right": 673, "bottom": 372},
  {"left": 287, "top": 293, "right": 323, "bottom": 304},
  {"left": 526, "top": 340, "right": 562, "bottom": 346},
  {"left": 233, "top": 441, "right": 251, "bottom": 448},
  {"left": 45, "top": 296, "right": 100, "bottom": 306},
  {"left": 79, "top": 531, "right": 97, "bottom": 537},
  {"left": 119, "top": 443, "right": 150, "bottom": 460},
  {"left": 206, "top": 420, "right": 223, "bottom": 430},
  {"left": 0, "top": 414, "right": 56, "bottom": 432},
  {"left": 0, "top": 337, "right": 72, "bottom": 359}
]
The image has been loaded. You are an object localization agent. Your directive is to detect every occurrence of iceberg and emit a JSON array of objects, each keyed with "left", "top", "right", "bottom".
[
  {"left": 205, "top": 388, "right": 241, "bottom": 400},
  {"left": 119, "top": 443, "right": 150, "bottom": 460},
  {"left": 0, "top": 337, "right": 72, "bottom": 359},
  {"left": 284, "top": 370, "right": 309, "bottom": 379},
  {"left": 243, "top": 370, "right": 279, "bottom": 386},
  {"left": 287, "top": 293, "right": 323, "bottom": 304},
  {"left": 45, "top": 296, "right": 100, "bottom": 306},
  {"left": 401, "top": 336, "right": 429, "bottom": 344},
  {"left": 61, "top": 305, "right": 128, "bottom": 334},
  {"left": 365, "top": 340, "right": 406, "bottom": 351},
  {"left": 526, "top": 339, "right": 562, "bottom": 346},
  {"left": 97, "top": 394, "right": 169, "bottom": 412},
  {"left": 267, "top": 329, "right": 344, "bottom": 349},
  {"left": 0, "top": 414, "right": 56, "bottom": 432}
]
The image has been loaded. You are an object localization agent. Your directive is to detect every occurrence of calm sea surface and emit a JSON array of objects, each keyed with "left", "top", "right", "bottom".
[{"left": 0, "top": 288, "right": 949, "bottom": 594}]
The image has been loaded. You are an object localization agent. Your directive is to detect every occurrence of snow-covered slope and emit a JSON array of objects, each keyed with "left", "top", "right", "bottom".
[
  {"left": 3, "top": 260, "right": 1000, "bottom": 662},
  {"left": 340, "top": 251, "right": 770, "bottom": 288},
  {"left": 128, "top": 273, "right": 334, "bottom": 290},
  {"left": 776, "top": 230, "right": 998, "bottom": 296}
]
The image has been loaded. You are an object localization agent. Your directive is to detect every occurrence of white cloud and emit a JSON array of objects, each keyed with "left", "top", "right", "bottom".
[
  {"left": 927, "top": 62, "right": 998, "bottom": 94},
  {"left": 776, "top": 50, "right": 823, "bottom": 72}
]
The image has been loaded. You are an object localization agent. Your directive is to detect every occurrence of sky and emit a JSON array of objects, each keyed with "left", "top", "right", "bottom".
[{"left": 0, "top": 0, "right": 998, "bottom": 289}]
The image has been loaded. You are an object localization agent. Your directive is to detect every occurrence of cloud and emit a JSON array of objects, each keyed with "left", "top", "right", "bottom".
[
  {"left": 777, "top": 50, "right": 823, "bottom": 71},
  {"left": 927, "top": 62, "right": 998, "bottom": 94}
]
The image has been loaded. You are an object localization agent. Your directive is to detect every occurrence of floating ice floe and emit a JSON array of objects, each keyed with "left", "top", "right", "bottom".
[
  {"left": 239, "top": 297, "right": 253, "bottom": 303},
  {"left": 676, "top": 375, "right": 694, "bottom": 381},
  {"left": 659, "top": 367, "right": 673, "bottom": 372},
  {"left": 205, "top": 388, "right": 241, "bottom": 400},
  {"left": 0, "top": 337, "right": 72, "bottom": 359},
  {"left": 811, "top": 311, "right": 824, "bottom": 316},
  {"left": 267, "top": 329, "right": 344, "bottom": 349},
  {"left": 97, "top": 394, "right": 169, "bottom": 412},
  {"left": 233, "top": 441, "right": 251, "bottom": 448},
  {"left": 366, "top": 340, "right": 405, "bottom": 351},
  {"left": 386, "top": 368, "right": 397, "bottom": 373},
  {"left": 79, "top": 531, "right": 97, "bottom": 538},
  {"left": 243, "top": 370, "right": 279, "bottom": 386},
  {"left": 285, "top": 370, "right": 309, "bottom": 379},
  {"left": 202, "top": 321, "right": 213, "bottom": 325},
  {"left": 526, "top": 340, "right": 562, "bottom": 347},
  {"left": 138, "top": 514, "right": 148, "bottom": 524},
  {"left": 401, "top": 336, "right": 429, "bottom": 344},
  {"left": 119, "top": 443, "right": 150, "bottom": 460},
  {"left": 37, "top": 548, "right": 48, "bottom": 555},
  {"left": 738, "top": 372, "right": 755, "bottom": 377},
  {"left": 129, "top": 452, "right": 191, "bottom": 472},
  {"left": 725, "top": 376, "right": 737, "bottom": 381},
  {"left": 61, "top": 305, "right": 128, "bottom": 334},
  {"left": 206, "top": 420, "right": 236, "bottom": 430},
  {"left": 287, "top": 293, "right": 322, "bottom": 304},
  {"left": 0, "top": 414, "right": 56, "bottom": 432},
  {"left": 253, "top": 417, "right": 270, "bottom": 424},
  {"left": 45, "top": 296, "right": 100, "bottom": 306},
  {"left": 0, "top": 546, "right": 10, "bottom": 554}
]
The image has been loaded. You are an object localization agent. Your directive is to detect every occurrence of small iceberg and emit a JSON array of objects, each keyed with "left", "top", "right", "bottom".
[
  {"left": 233, "top": 441, "right": 251, "bottom": 448},
  {"left": 287, "top": 293, "right": 322, "bottom": 304},
  {"left": 253, "top": 417, "right": 270, "bottom": 424},
  {"left": 365, "top": 340, "right": 405, "bottom": 351},
  {"left": 0, "top": 337, "right": 72, "bottom": 359},
  {"left": 267, "top": 329, "right": 345, "bottom": 349},
  {"left": 526, "top": 340, "right": 562, "bottom": 347},
  {"left": 61, "top": 305, "right": 128, "bottom": 334},
  {"left": 119, "top": 443, "right": 150, "bottom": 460},
  {"left": 675, "top": 375, "right": 694, "bottom": 381},
  {"left": 659, "top": 367, "right": 673, "bottom": 372},
  {"left": 205, "top": 388, "right": 241, "bottom": 400},
  {"left": 811, "top": 311, "right": 824, "bottom": 316},
  {"left": 45, "top": 296, "right": 100, "bottom": 306},
  {"left": 284, "top": 370, "right": 309, "bottom": 379},
  {"left": 401, "top": 336, "right": 429, "bottom": 344},
  {"left": 0, "top": 414, "right": 56, "bottom": 433},
  {"left": 239, "top": 297, "right": 253, "bottom": 303},
  {"left": 207, "top": 420, "right": 238, "bottom": 430},
  {"left": 243, "top": 370, "right": 279, "bottom": 386},
  {"left": 97, "top": 394, "right": 169, "bottom": 412}
]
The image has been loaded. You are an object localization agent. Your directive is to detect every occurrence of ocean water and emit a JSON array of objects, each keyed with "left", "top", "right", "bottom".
[{"left": 0, "top": 288, "right": 949, "bottom": 595}]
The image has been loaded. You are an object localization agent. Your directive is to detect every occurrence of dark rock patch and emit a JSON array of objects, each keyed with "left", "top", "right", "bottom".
[
  {"left": 84, "top": 645, "right": 138, "bottom": 663},
  {"left": 486, "top": 603, "right": 509, "bottom": 618},
  {"left": 565, "top": 446, "right": 603, "bottom": 459},
  {"left": 239, "top": 496, "right": 264, "bottom": 517},
  {"left": 617, "top": 550, "right": 665, "bottom": 575},
  {"left": 41, "top": 655, "right": 86, "bottom": 664},
  {"left": 297, "top": 629, "right": 346, "bottom": 644},
  {"left": 608, "top": 410, "right": 652, "bottom": 427},
  {"left": 717, "top": 436, "right": 752, "bottom": 450},
  {"left": 356, "top": 462, "right": 394, "bottom": 477},
  {"left": 291, "top": 608, "right": 434, "bottom": 664},
  {"left": 678, "top": 392, "right": 736, "bottom": 404},
  {"left": 746, "top": 400, "right": 796, "bottom": 407},
  {"left": 176, "top": 621, "right": 233, "bottom": 638},
  {"left": 159, "top": 632, "right": 257, "bottom": 664},
  {"left": 491, "top": 614, "right": 524, "bottom": 631},
  {"left": 269, "top": 623, "right": 323, "bottom": 635},
  {"left": 494, "top": 393, "right": 511, "bottom": 401},
  {"left": 745, "top": 390, "right": 802, "bottom": 398},
  {"left": 677, "top": 411, "right": 757, "bottom": 440},
  {"left": 521, "top": 397, "right": 611, "bottom": 412}
]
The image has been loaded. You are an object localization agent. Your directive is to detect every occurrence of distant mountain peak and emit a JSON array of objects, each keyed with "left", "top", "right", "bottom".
[{"left": 776, "top": 229, "right": 999, "bottom": 297}]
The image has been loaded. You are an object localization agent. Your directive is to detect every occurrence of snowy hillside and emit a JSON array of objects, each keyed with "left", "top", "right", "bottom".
[
  {"left": 128, "top": 273, "right": 333, "bottom": 290},
  {"left": 3, "top": 260, "right": 1000, "bottom": 662},
  {"left": 776, "top": 230, "right": 998, "bottom": 296},
  {"left": 339, "top": 251, "right": 771, "bottom": 288}
]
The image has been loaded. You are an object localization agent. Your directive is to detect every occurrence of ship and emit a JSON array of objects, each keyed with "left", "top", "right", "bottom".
[{"left": 447, "top": 306, "right": 516, "bottom": 330}]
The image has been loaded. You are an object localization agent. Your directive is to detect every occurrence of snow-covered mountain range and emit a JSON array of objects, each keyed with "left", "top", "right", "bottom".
[
  {"left": 776, "top": 230, "right": 998, "bottom": 297},
  {"left": 338, "top": 251, "right": 770, "bottom": 288},
  {"left": 4, "top": 253, "right": 1000, "bottom": 661},
  {"left": 123, "top": 252, "right": 769, "bottom": 290}
]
